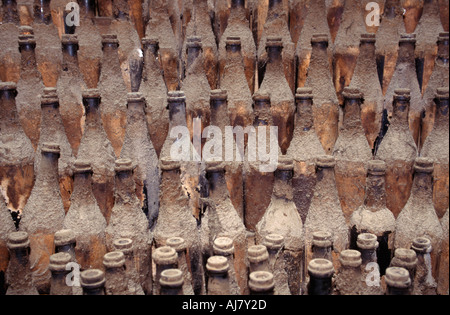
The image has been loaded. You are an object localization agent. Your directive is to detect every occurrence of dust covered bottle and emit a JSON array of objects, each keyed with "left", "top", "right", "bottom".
[
  {"left": 145, "top": 0, "right": 180, "bottom": 91},
  {"left": 19, "top": 143, "right": 65, "bottom": 294},
  {"left": 153, "top": 246, "right": 178, "bottom": 296},
  {"left": 383, "top": 34, "right": 424, "bottom": 147},
  {"left": 249, "top": 271, "right": 275, "bottom": 295},
  {"left": 256, "top": 156, "right": 303, "bottom": 295},
  {"left": 218, "top": 0, "right": 256, "bottom": 93},
  {"left": 0, "top": 193, "right": 16, "bottom": 295},
  {"left": 77, "top": 89, "right": 115, "bottom": 222},
  {"left": 438, "top": 209, "right": 449, "bottom": 295},
  {"left": 295, "top": 0, "right": 332, "bottom": 89},
  {"left": 139, "top": 38, "right": 169, "bottom": 158},
  {"left": 257, "top": 0, "right": 295, "bottom": 94},
  {"left": 207, "top": 256, "right": 231, "bottom": 295},
  {"left": 183, "top": 0, "right": 218, "bottom": 89},
  {"left": 0, "top": 0, "right": 20, "bottom": 83},
  {"left": 54, "top": 229, "right": 77, "bottom": 263},
  {"left": 262, "top": 234, "right": 290, "bottom": 295},
  {"left": 304, "top": 156, "right": 349, "bottom": 269},
  {"left": 105, "top": 159, "right": 151, "bottom": 294},
  {"left": 350, "top": 34, "right": 384, "bottom": 150},
  {"left": 287, "top": 88, "right": 325, "bottom": 223},
  {"left": 63, "top": 161, "right": 107, "bottom": 270},
  {"left": 98, "top": 34, "right": 128, "bottom": 158},
  {"left": 16, "top": 32, "right": 45, "bottom": 150},
  {"left": 259, "top": 37, "right": 295, "bottom": 154},
  {"left": 49, "top": 252, "right": 73, "bottom": 295},
  {"left": 80, "top": 269, "right": 106, "bottom": 295},
  {"left": 307, "top": 259, "right": 334, "bottom": 296},
  {"left": 357, "top": 233, "right": 383, "bottom": 295},
  {"left": 248, "top": 245, "right": 270, "bottom": 274},
  {"left": 305, "top": 34, "right": 339, "bottom": 154},
  {"left": 0, "top": 82, "right": 35, "bottom": 221},
  {"left": 333, "top": 250, "right": 363, "bottom": 295},
  {"left": 311, "top": 231, "right": 333, "bottom": 262},
  {"left": 121, "top": 92, "right": 160, "bottom": 225},
  {"left": 411, "top": 237, "right": 438, "bottom": 295},
  {"left": 113, "top": 238, "right": 145, "bottom": 295},
  {"left": 103, "top": 251, "right": 128, "bottom": 295},
  {"left": 390, "top": 248, "right": 417, "bottom": 294},
  {"left": 31, "top": 0, "right": 62, "bottom": 88},
  {"left": 166, "top": 237, "right": 195, "bottom": 295},
  {"left": 376, "top": 89, "right": 417, "bottom": 218},
  {"left": 35, "top": 88, "right": 75, "bottom": 212},
  {"left": 56, "top": 34, "right": 86, "bottom": 156},
  {"left": 213, "top": 237, "right": 241, "bottom": 295},
  {"left": 5, "top": 231, "right": 39, "bottom": 295},
  {"left": 385, "top": 267, "right": 411, "bottom": 295},
  {"left": 160, "top": 269, "right": 184, "bottom": 295},
  {"left": 394, "top": 158, "right": 444, "bottom": 276}
]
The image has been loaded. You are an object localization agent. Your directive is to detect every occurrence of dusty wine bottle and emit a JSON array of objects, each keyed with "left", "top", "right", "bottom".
[
  {"left": 249, "top": 271, "right": 275, "bottom": 295},
  {"left": 49, "top": 252, "right": 73, "bottom": 296},
  {"left": 103, "top": 251, "right": 128, "bottom": 295},
  {"left": 81, "top": 269, "right": 106, "bottom": 295},
  {"left": 160, "top": 269, "right": 184, "bottom": 296},
  {"left": 385, "top": 267, "right": 411, "bottom": 295},
  {"left": 307, "top": 259, "right": 334, "bottom": 296}
]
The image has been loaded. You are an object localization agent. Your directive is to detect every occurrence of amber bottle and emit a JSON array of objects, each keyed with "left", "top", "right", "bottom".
[
  {"left": 311, "top": 231, "right": 333, "bottom": 262},
  {"left": 206, "top": 256, "right": 232, "bottom": 295},
  {"left": 334, "top": 250, "right": 363, "bottom": 295},
  {"left": 5, "top": 232, "right": 39, "bottom": 295},
  {"left": 376, "top": 89, "right": 417, "bottom": 218},
  {"left": 248, "top": 245, "right": 270, "bottom": 274},
  {"left": 219, "top": 37, "right": 254, "bottom": 133},
  {"left": 81, "top": 269, "right": 106, "bottom": 295},
  {"left": 390, "top": 248, "right": 417, "bottom": 293},
  {"left": 421, "top": 87, "right": 449, "bottom": 218},
  {"left": 97, "top": 34, "right": 127, "bottom": 158},
  {"left": 411, "top": 237, "right": 438, "bottom": 295},
  {"left": 259, "top": 37, "right": 295, "bottom": 154},
  {"left": 305, "top": 34, "right": 339, "bottom": 154},
  {"left": 153, "top": 246, "right": 178, "bottom": 296},
  {"left": 63, "top": 161, "right": 107, "bottom": 270},
  {"left": 257, "top": 0, "right": 295, "bottom": 94},
  {"left": 385, "top": 267, "right": 412, "bottom": 295},
  {"left": 0, "top": 193, "right": 15, "bottom": 295},
  {"left": 375, "top": 0, "right": 406, "bottom": 93},
  {"left": 307, "top": 259, "right": 334, "bottom": 296},
  {"left": 0, "top": 82, "right": 35, "bottom": 219},
  {"left": 333, "top": 0, "right": 367, "bottom": 104},
  {"left": 438, "top": 209, "right": 449, "bottom": 295},
  {"left": 16, "top": 32, "right": 45, "bottom": 150},
  {"left": 113, "top": 238, "right": 145, "bottom": 295},
  {"left": 103, "top": 251, "right": 128, "bottom": 295},
  {"left": 183, "top": 0, "right": 218, "bottom": 89},
  {"left": 260, "top": 234, "right": 290, "bottom": 295},
  {"left": 31, "top": 0, "right": 62, "bottom": 88},
  {"left": 36, "top": 88, "right": 75, "bottom": 212},
  {"left": 49, "top": 252, "right": 73, "bottom": 296},
  {"left": 145, "top": 0, "right": 180, "bottom": 91},
  {"left": 166, "top": 237, "right": 195, "bottom": 295},
  {"left": 357, "top": 233, "right": 384, "bottom": 295},
  {"left": 395, "top": 158, "right": 444, "bottom": 277},
  {"left": 213, "top": 237, "right": 241, "bottom": 295},
  {"left": 54, "top": 229, "right": 77, "bottom": 263},
  {"left": 139, "top": 38, "right": 169, "bottom": 158},
  {"left": 350, "top": 34, "right": 384, "bottom": 149},
  {"left": 256, "top": 156, "right": 303, "bottom": 295},
  {"left": 0, "top": 0, "right": 20, "bottom": 83},
  {"left": 295, "top": 0, "right": 332, "bottom": 89},
  {"left": 19, "top": 143, "right": 65, "bottom": 294},
  {"left": 333, "top": 88, "right": 372, "bottom": 222},
  {"left": 160, "top": 269, "right": 184, "bottom": 296},
  {"left": 249, "top": 271, "right": 275, "bottom": 295},
  {"left": 121, "top": 92, "right": 160, "bottom": 224},
  {"left": 304, "top": 156, "right": 349, "bottom": 270},
  {"left": 219, "top": 0, "right": 256, "bottom": 93},
  {"left": 56, "top": 34, "right": 86, "bottom": 156},
  {"left": 287, "top": 88, "right": 325, "bottom": 223},
  {"left": 384, "top": 34, "right": 424, "bottom": 147}
]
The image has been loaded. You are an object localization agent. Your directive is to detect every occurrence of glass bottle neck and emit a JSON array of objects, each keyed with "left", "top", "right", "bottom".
[
  {"left": 169, "top": 102, "right": 188, "bottom": 129},
  {"left": 38, "top": 152, "right": 60, "bottom": 183},
  {"left": 392, "top": 99, "right": 411, "bottom": 127},
  {"left": 272, "top": 170, "right": 294, "bottom": 200},
  {"left": 73, "top": 172, "right": 94, "bottom": 199},
  {"left": 2, "top": 0, "right": 19, "bottom": 24},
  {"left": 295, "top": 99, "right": 315, "bottom": 132},
  {"left": 187, "top": 47, "right": 202, "bottom": 70},
  {"left": 411, "top": 171, "right": 433, "bottom": 203},
  {"left": 308, "top": 276, "right": 332, "bottom": 295},
  {"left": 112, "top": 0, "right": 130, "bottom": 20},
  {"left": 20, "top": 45, "right": 38, "bottom": 73},
  {"left": 422, "top": 0, "right": 440, "bottom": 18},
  {"left": 267, "top": 47, "right": 283, "bottom": 66},
  {"left": 210, "top": 100, "right": 229, "bottom": 130},
  {"left": 434, "top": 99, "right": 449, "bottom": 128},
  {"left": 34, "top": 0, "right": 52, "bottom": 24},
  {"left": 0, "top": 90, "right": 20, "bottom": 124},
  {"left": 114, "top": 171, "right": 136, "bottom": 205},
  {"left": 253, "top": 101, "right": 272, "bottom": 126},
  {"left": 342, "top": 99, "right": 363, "bottom": 131},
  {"left": 383, "top": 0, "right": 402, "bottom": 18},
  {"left": 78, "top": 0, "right": 97, "bottom": 19},
  {"left": 208, "top": 171, "right": 229, "bottom": 199},
  {"left": 397, "top": 42, "right": 416, "bottom": 64},
  {"left": 364, "top": 174, "right": 387, "bottom": 209},
  {"left": 437, "top": 42, "right": 449, "bottom": 64}
]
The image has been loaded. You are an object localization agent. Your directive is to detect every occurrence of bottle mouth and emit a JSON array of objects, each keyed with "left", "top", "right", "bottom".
[
  {"left": 82, "top": 89, "right": 101, "bottom": 100},
  {"left": 206, "top": 256, "right": 229, "bottom": 274},
  {"left": 367, "top": 160, "right": 387, "bottom": 176},
  {"left": 295, "top": 87, "right": 313, "bottom": 101},
  {"left": 360, "top": 33, "right": 376, "bottom": 44},
  {"left": 248, "top": 245, "right": 269, "bottom": 263},
  {"left": 249, "top": 271, "right": 275, "bottom": 292},
  {"left": 127, "top": 92, "right": 145, "bottom": 105},
  {"left": 393, "top": 88, "right": 411, "bottom": 101},
  {"left": 385, "top": 267, "right": 411, "bottom": 289},
  {"left": 61, "top": 34, "right": 79, "bottom": 46},
  {"left": 41, "top": 142, "right": 61, "bottom": 155},
  {"left": 103, "top": 251, "right": 126, "bottom": 269},
  {"left": 311, "top": 34, "right": 329, "bottom": 45},
  {"left": 153, "top": 246, "right": 178, "bottom": 265},
  {"left": 81, "top": 269, "right": 106, "bottom": 289},
  {"left": 342, "top": 87, "right": 363, "bottom": 101},
  {"left": 210, "top": 89, "right": 228, "bottom": 102},
  {"left": 7, "top": 231, "right": 30, "bottom": 249},
  {"left": 166, "top": 237, "right": 187, "bottom": 252},
  {"left": 339, "top": 250, "right": 362, "bottom": 268},
  {"left": 54, "top": 229, "right": 77, "bottom": 247},
  {"left": 308, "top": 259, "right": 335, "bottom": 278},
  {"left": 0, "top": 82, "right": 17, "bottom": 92},
  {"left": 160, "top": 269, "right": 184, "bottom": 287},
  {"left": 414, "top": 157, "right": 434, "bottom": 174},
  {"left": 73, "top": 160, "right": 93, "bottom": 174},
  {"left": 49, "top": 252, "right": 72, "bottom": 272},
  {"left": 101, "top": 34, "right": 119, "bottom": 46}
]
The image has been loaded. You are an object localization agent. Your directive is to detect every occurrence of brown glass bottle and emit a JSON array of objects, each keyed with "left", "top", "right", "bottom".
[
  {"left": 334, "top": 250, "right": 363, "bottom": 295},
  {"left": 54, "top": 229, "right": 77, "bottom": 263},
  {"left": 206, "top": 256, "right": 232, "bottom": 295},
  {"left": 49, "top": 252, "right": 73, "bottom": 295},
  {"left": 81, "top": 269, "right": 106, "bottom": 295},
  {"left": 160, "top": 269, "right": 184, "bottom": 295},
  {"left": 0, "top": 0, "right": 20, "bottom": 83},
  {"left": 103, "top": 251, "right": 128, "bottom": 295},
  {"left": 376, "top": 89, "right": 417, "bottom": 218},
  {"left": 183, "top": 0, "right": 218, "bottom": 89},
  {"left": 153, "top": 246, "right": 178, "bottom": 296},
  {"left": 19, "top": 143, "right": 65, "bottom": 294},
  {"left": 5, "top": 231, "right": 39, "bottom": 295},
  {"left": 375, "top": 0, "right": 406, "bottom": 94},
  {"left": 256, "top": 156, "right": 304, "bottom": 295},
  {"left": 350, "top": 160, "right": 396, "bottom": 274},
  {"left": 248, "top": 245, "right": 270, "bottom": 274},
  {"left": 97, "top": 34, "right": 127, "bottom": 157},
  {"left": 333, "top": 0, "right": 367, "bottom": 104},
  {"left": 295, "top": 0, "right": 332, "bottom": 89},
  {"left": 350, "top": 34, "right": 384, "bottom": 149},
  {"left": 421, "top": 33, "right": 449, "bottom": 151},
  {"left": 219, "top": 0, "right": 256, "bottom": 93},
  {"left": 0, "top": 193, "right": 15, "bottom": 295},
  {"left": 77, "top": 89, "right": 115, "bottom": 222},
  {"left": 203, "top": 161, "right": 248, "bottom": 295},
  {"left": 305, "top": 34, "right": 339, "bottom": 154},
  {"left": 16, "top": 32, "right": 45, "bottom": 150},
  {"left": 385, "top": 267, "right": 411, "bottom": 295},
  {"left": 36, "top": 88, "right": 75, "bottom": 212},
  {"left": 0, "top": 82, "right": 35, "bottom": 219},
  {"left": 390, "top": 248, "right": 417, "bottom": 294},
  {"left": 384, "top": 34, "right": 424, "bottom": 147},
  {"left": 57, "top": 34, "right": 86, "bottom": 156},
  {"left": 438, "top": 209, "right": 449, "bottom": 295},
  {"left": 113, "top": 238, "right": 145, "bottom": 295},
  {"left": 304, "top": 156, "right": 349, "bottom": 270},
  {"left": 307, "top": 258, "right": 334, "bottom": 296},
  {"left": 421, "top": 87, "right": 449, "bottom": 217},
  {"left": 414, "top": 0, "right": 445, "bottom": 93},
  {"left": 259, "top": 37, "right": 295, "bottom": 154},
  {"left": 145, "top": 0, "right": 180, "bottom": 91},
  {"left": 182, "top": 37, "right": 211, "bottom": 150},
  {"left": 411, "top": 237, "right": 438, "bottom": 295},
  {"left": 311, "top": 231, "right": 333, "bottom": 262},
  {"left": 213, "top": 237, "right": 241, "bottom": 295},
  {"left": 262, "top": 234, "right": 290, "bottom": 295},
  {"left": 166, "top": 237, "right": 196, "bottom": 295},
  {"left": 287, "top": 88, "right": 325, "bottom": 223},
  {"left": 395, "top": 158, "right": 444, "bottom": 277},
  {"left": 63, "top": 161, "right": 107, "bottom": 270},
  {"left": 121, "top": 92, "right": 160, "bottom": 225},
  {"left": 333, "top": 88, "right": 372, "bottom": 222},
  {"left": 139, "top": 38, "right": 169, "bottom": 158},
  {"left": 220, "top": 38, "right": 254, "bottom": 133},
  {"left": 357, "top": 233, "right": 384, "bottom": 295},
  {"left": 249, "top": 271, "right": 275, "bottom": 295},
  {"left": 257, "top": 0, "right": 295, "bottom": 94}
]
